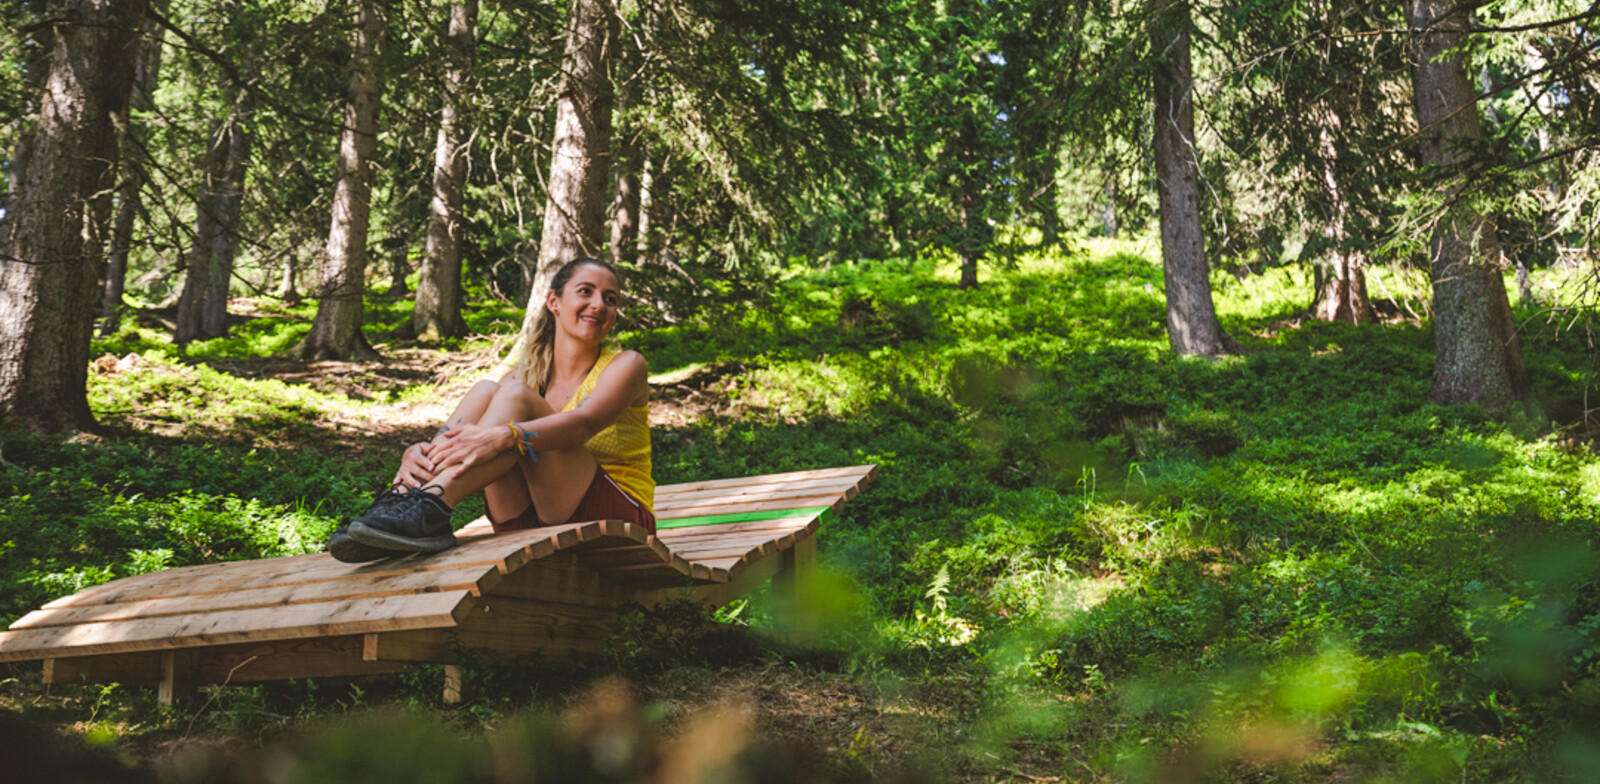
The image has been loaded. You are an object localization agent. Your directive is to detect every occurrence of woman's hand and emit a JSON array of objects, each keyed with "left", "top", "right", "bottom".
[
  {"left": 394, "top": 441, "right": 436, "bottom": 489},
  {"left": 430, "top": 423, "right": 514, "bottom": 473}
]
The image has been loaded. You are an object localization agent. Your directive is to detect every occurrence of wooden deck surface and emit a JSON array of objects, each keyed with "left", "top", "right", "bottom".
[{"left": 0, "top": 464, "right": 876, "bottom": 693}]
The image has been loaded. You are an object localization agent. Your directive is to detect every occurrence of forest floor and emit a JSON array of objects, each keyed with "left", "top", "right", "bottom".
[{"left": 6, "top": 241, "right": 1600, "bottom": 783}]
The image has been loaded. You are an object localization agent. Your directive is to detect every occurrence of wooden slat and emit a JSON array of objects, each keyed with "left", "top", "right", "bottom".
[
  {"left": 655, "top": 518, "right": 815, "bottom": 543},
  {"left": 691, "top": 556, "right": 749, "bottom": 573},
  {"left": 666, "top": 531, "right": 795, "bottom": 558},
  {"left": 654, "top": 485, "right": 861, "bottom": 514},
  {"left": 43, "top": 527, "right": 565, "bottom": 610},
  {"left": 45, "top": 652, "right": 164, "bottom": 685},
  {"left": 654, "top": 494, "right": 854, "bottom": 520},
  {"left": 0, "top": 591, "right": 473, "bottom": 662},
  {"left": 193, "top": 634, "right": 409, "bottom": 684},
  {"left": 13, "top": 565, "right": 502, "bottom": 631},
  {"left": 573, "top": 544, "right": 673, "bottom": 571},
  {"left": 485, "top": 552, "right": 636, "bottom": 609},
  {"left": 366, "top": 596, "right": 624, "bottom": 662},
  {"left": 651, "top": 465, "right": 876, "bottom": 496},
  {"left": 637, "top": 552, "right": 785, "bottom": 610},
  {"left": 655, "top": 476, "right": 867, "bottom": 506}
]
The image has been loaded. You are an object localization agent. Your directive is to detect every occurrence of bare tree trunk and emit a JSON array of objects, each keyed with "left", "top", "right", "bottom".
[
  {"left": 175, "top": 118, "right": 228, "bottom": 345},
  {"left": 412, "top": 0, "right": 476, "bottom": 342},
  {"left": 523, "top": 0, "right": 616, "bottom": 307},
  {"left": 1406, "top": 0, "right": 1534, "bottom": 410},
  {"left": 609, "top": 44, "right": 643, "bottom": 267},
  {"left": 203, "top": 110, "right": 249, "bottom": 337},
  {"left": 1151, "top": 0, "right": 1235, "bottom": 356},
  {"left": 958, "top": 182, "right": 981, "bottom": 289},
  {"left": 300, "top": 0, "right": 385, "bottom": 361},
  {"left": 1101, "top": 160, "right": 1119, "bottom": 238},
  {"left": 0, "top": 0, "right": 146, "bottom": 432},
  {"left": 1309, "top": 103, "right": 1376, "bottom": 324},
  {"left": 277, "top": 250, "right": 301, "bottom": 304},
  {"left": 100, "top": 0, "right": 166, "bottom": 337}
]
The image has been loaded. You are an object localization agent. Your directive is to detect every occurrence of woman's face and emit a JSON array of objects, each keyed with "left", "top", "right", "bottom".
[{"left": 547, "top": 263, "right": 620, "bottom": 342}]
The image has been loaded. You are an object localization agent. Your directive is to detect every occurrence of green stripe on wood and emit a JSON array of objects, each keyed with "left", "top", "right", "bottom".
[{"left": 656, "top": 506, "right": 834, "bottom": 530}]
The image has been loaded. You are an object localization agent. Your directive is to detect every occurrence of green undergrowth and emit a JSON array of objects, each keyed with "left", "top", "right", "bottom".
[{"left": 5, "top": 239, "right": 1600, "bottom": 781}]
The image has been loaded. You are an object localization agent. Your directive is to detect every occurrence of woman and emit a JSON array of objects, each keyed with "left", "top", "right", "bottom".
[{"left": 328, "top": 257, "right": 653, "bottom": 562}]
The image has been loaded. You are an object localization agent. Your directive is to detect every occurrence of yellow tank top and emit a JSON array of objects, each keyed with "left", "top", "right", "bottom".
[{"left": 562, "top": 347, "right": 653, "bottom": 510}]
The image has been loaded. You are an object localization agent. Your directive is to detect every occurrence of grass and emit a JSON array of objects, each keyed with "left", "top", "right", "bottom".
[{"left": 4, "top": 238, "right": 1600, "bottom": 781}]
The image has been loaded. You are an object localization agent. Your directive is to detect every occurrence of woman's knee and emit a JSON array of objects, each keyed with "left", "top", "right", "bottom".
[{"left": 489, "top": 377, "right": 547, "bottom": 413}]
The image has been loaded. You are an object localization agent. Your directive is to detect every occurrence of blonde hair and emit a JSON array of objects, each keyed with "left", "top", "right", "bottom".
[{"left": 505, "top": 258, "right": 620, "bottom": 393}]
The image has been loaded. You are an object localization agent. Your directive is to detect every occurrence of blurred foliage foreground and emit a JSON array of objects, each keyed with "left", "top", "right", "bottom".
[{"left": 5, "top": 240, "right": 1600, "bottom": 782}]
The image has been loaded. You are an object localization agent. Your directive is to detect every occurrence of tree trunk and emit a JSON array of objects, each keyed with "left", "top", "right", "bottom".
[
  {"left": 0, "top": 0, "right": 147, "bottom": 432},
  {"left": 609, "top": 44, "right": 643, "bottom": 267},
  {"left": 175, "top": 118, "right": 228, "bottom": 345},
  {"left": 387, "top": 236, "right": 410, "bottom": 297},
  {"left": 1405, "top": 0, "right": 1534, "bottom": 410},
  {"left": 300, "top": 0, "right": 385, "bottom": 361},
  {"left": 1309, "top": 102, "right": 1376, "bottom": 324},
  {"left": 412, "top": 0, "right": 476, "bottom": 342},
  {"left": 100, "top": 0, "right": 165, "bottom": 337},
  {"left": 1151, "top": 0, "right": 1235, "bottom": 356},
  {"left": 203, "top": 111, "right": 249, "bottom": 337},
  {"left": 1101, "top": 161, "right": 1119, "bottom": 238},
  {"left": 277, "top": 251, "right": 300, "bottom": 304},
  {"left": 523, "top": 0, "right": 617, "bottom": 307},
  {"left": 958, "top": 180, "right": 981, "bottom": 289}
]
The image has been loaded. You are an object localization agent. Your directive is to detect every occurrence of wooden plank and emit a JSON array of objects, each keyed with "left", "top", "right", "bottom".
[
  {"left": 637, "top": 551, "right": 785, "bottom": 610},
  {"left": 195, "top": 635, "right": 407, "bottom": 684},
  {"left": 0, "top": 591, "right": 473, "bottom": 663},
  {"left": 42, "top": 528, "right": 562, "bottom": 611},
  {"left": 366, "top": 596, "right": 623, "bottom": 662},
  {"left": 44, "top": 652, "right": 164, "bottom": 685},
  {"left": 160, "top": 649, "right": 198, "bottom": 705},
  {"left": 655, "top": 476, "right": 867, "bottom": 506},
  {"left": 654, "top": 494, "right": 856, "bottom": 521},
  {"left": 12, "top": 565, "right": 503, "bottom": 631},
  {"left": 486, "top": 552, "right": 637, "bottom": 609},
  {"left": 690, "top": 556, "right": 749, "bottom": 573},
  {"left": 662, "top": 530, "right": 799, "bottom": 555},
  {"left": 651, "top": 466, "right": 876, "bottom": 496},
  {"left": 573, "top": 545, "right": 672, "bottom": 571},
  {"left": 655, "top": 516, "right": 817, "bottom": 540},
  {"left": 655, "top": 486, "right": 860, "bottom": 515},
  {"left": 776, "top": 537, "right": 819, "bottom": 645}
]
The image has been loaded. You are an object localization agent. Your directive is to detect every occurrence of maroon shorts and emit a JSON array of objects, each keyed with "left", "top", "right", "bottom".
[{"left": 489, "top": 465, "right": 656, "bottom": 534}]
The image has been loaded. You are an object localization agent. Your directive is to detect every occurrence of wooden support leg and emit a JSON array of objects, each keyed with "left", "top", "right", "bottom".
[
  {"left": 159, "top": 649, "right": 198, "bottom": 706},
  {"left": 775, "top": 536, "right": 818, "bottom": 646},
  {"left": 443, "top": 664, "right": 467, "bottom": 705}
]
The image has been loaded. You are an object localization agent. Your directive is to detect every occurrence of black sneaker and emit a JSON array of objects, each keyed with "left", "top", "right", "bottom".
[
  {"left": 347, "top": 487, "right": 457, "bottom": 554},
  {"left": 326, "top": 485, "right": 410, "bottom": 563},
  {"left": 327, "top": 525, "right": 397, "bottom": 563}
]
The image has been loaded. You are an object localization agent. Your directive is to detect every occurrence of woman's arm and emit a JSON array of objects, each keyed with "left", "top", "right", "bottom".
[
  {"left": 428, "top": 351, "right": 648, "bottom": 471},
  {"left": 394, "top": 379, "right": 503, "bottom": 488}
]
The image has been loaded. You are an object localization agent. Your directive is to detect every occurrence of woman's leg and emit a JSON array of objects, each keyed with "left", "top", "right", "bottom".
[{"left": 426, "top": 378, "right": 599, "bottom": 525}]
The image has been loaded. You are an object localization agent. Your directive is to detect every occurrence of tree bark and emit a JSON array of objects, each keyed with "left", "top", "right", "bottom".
[
  {"left": 523, "top": 0, "right": 616, "bottom": 306},
  {"left": 300, "top": 0, "right": 385, "bottom": 361},
  {"left": 412, "top": 0, "right": 476, "bottom": 342},
  {"left": 0, "top": 0, "right": 146, "bottom": 432},
  {"left": 175, "top": 117, "right": 228, "bottom": 345},
  {"left": 203, "top": 110, "right": 249, "bottom": 337},
  {"left": 100, "top": 0, "right": 165, "bottom": 337},
  {"left": 609, "top": 43, "right": 644, "bottom": 267},
  {"left": 1151, "top": 0, "right": 1235, "bottom": 356},
  {"left": 1309, "top": 102, "right": 1377, "bottom": 324},
  {"left": 1405, "top": 0, "right": 1534, "bottom": 410}
]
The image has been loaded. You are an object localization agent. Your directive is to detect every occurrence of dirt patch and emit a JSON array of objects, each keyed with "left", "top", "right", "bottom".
[{"left": 649, "top": 362, "right": 758, "bottom": 428}]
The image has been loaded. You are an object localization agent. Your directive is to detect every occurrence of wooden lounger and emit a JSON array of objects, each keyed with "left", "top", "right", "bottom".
[{"left": 0, "top": 465, "right": 876, "bottom": 704}]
